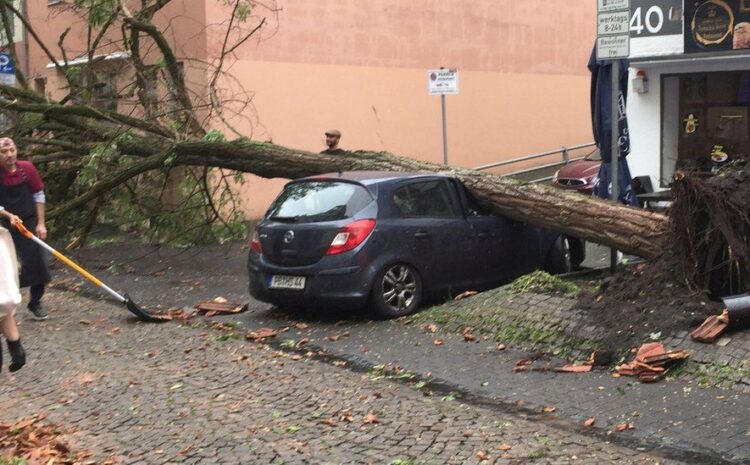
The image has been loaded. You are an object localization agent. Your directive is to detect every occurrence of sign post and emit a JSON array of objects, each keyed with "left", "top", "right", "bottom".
[
  {"left": 597, "top": 0, "right": 629, "bottom": 271},
  {"left": 428, "top": 68, "right": 458, "bottom": 165},
  {"left": 0, "top": 52, "right": 15, "bottom": 86}
]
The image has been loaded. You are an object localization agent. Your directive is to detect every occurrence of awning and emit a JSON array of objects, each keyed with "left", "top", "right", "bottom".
[
  {"left": 631, "top": 52, "right": 750, "bottom": 69},
  {"left": 46, "top": 51, "right": 131, "bottom": 69}
]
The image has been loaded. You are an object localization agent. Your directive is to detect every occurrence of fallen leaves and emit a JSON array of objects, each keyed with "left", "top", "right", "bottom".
[
  {"left": 78, "top": 372, "right": 98, "bottom": 385},
  {"left": 324, "top": 332, "right": 350, "bottom": 342},
  {"left": 513, "top": 359, "right": 532, "bottom": 372},
  {"left": 584, "top": 417, "right": 596, "bottom": 427},
  {"left": 454, "top": 290, "right": 478, "bottom": 300},
  {"left": 362, "top": 413, "right": 379, "bottom": 424},
  {"left": 423, "top": 323, "right": 439, "bottom": 333},
  {"left": 475, "top": 449, "right": 490, "bottom": 461},
  {"left": 0, "top": 415, "right": 99, "bottom": 465},
  {"left": 245, "top": 327, "right": 279, "bottom": 341},
  {"left": 462, "top": 327, "right": 476, "bottom": 342},
  {"left": 194, "top": 300, "right": 248, "bottom": 316},
  {"left": 320, "top": 418, "right": 338, "bottom": 427},
  {"left": 615, "top": 422, "right": 635, "bottom": 432},
  {"left": 433, "top": 339, "right": 444, "bottom": 346}
]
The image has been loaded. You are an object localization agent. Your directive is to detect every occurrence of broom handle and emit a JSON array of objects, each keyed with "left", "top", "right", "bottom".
[{"left": 14, "top": 222, "right": 126, "bottom": 303}]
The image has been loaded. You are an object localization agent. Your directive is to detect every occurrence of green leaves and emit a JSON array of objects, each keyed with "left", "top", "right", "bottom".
[
  {"left": 203, "top": 129, "right": 226, "bottom": 142},
  {"left": 74, "top": 0, "right": 118, "bottom": 27}
]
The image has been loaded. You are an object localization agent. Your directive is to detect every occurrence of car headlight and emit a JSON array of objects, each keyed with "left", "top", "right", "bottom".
[{"left": 552, "top": 170, "right": 559, "bottom": 183}]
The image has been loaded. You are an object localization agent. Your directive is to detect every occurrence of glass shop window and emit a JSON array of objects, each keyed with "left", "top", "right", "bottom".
[{"left": 666, "top": 71, "right": 750, "bottom": 182}]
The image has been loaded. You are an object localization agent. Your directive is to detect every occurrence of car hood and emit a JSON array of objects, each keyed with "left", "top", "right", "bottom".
[{"left": 556, "top": 160, "right": 601, "bottom": 179}]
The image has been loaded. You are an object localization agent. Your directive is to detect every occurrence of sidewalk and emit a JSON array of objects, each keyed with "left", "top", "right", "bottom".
[
  {"left": 49, "top": 241, "right": 750, "bottom": 464},
  {"left": 1, "top": 290, "right": 696, "bottom": 465}
]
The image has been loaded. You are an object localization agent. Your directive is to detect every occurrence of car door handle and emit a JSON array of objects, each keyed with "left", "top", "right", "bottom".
[
  {"left": 477, "top": 232, "right": 491, "bottom": 238},
  {"left": 414, "top": 232, "right": 431, "bottom": 239}
]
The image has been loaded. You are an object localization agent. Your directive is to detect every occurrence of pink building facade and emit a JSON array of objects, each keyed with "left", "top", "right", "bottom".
[{"left": 17, "top": 1, "right": 595, "bottom": 218}]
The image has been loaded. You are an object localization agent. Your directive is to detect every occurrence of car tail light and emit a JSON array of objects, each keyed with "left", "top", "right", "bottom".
[
  {"left": 250, "top": 229, "right": 262, "bottom": 253},
  {"left": 325, "top": 219, "right": 376, "bottom": 255}
]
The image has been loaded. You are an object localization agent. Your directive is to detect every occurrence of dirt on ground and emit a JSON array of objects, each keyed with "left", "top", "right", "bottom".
[
  {"left": 576, "top": 257, "right": 724, "bottom": 352},
  {"left": 575, "top": 159, "right": 750, "bottom": 352}
]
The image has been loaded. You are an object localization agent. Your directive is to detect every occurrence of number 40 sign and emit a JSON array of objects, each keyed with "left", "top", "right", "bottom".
[{"left": 629, "top": 0, "right": 682, "bottom": 38}]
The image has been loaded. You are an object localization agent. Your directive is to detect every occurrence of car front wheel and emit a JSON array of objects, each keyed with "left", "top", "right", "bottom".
[
  {"left": 546, "top": 236, "right": 573, "bottom": 275},
  {"left": 371, "top": 263, "right": 422, "bottom": 318}
]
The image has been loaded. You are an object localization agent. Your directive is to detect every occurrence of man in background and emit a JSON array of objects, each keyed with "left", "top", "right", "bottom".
[{"left": 320, "top": 129, "right": 346, "bottom": 155}]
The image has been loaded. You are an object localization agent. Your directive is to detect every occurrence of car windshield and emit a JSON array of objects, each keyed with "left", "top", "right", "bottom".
[
  {"left": 266, "top": 181, "right": 373, "bottom": 223},
  {"left": 585, "top": 149, "right": 602, "bottom": 161}
]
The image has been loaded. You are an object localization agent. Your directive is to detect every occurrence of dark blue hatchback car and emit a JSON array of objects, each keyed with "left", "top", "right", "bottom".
[{"left": 248, "top": 172, "right": 581, "bottom": 318}]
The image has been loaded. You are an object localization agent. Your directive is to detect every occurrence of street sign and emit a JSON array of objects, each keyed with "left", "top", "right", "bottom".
[
  {"left": 0, "top": 52, "right": 15, "bottom": 86},
  {"left": 598, "top": 11, "right": 630, "bottom": 35},
  {"left": 597, "top": 35, "right": 630, "bottom": 58},
  {"left": 597, "top": 0, "right": 630, "bottom": 60},
  {"left": 427, "top": 68, "right": 458, "bottom": 95},
  {"left": 598, "top": 0, "right": 629, "bottom": 12}
]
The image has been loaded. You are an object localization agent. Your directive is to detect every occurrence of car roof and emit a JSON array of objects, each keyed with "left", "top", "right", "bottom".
[{"left": 296, "top": 171, "right": 450, "bottom": 186}]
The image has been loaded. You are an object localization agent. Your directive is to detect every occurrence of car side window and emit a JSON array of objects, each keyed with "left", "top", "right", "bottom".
[
  {"left": 393, "top": 180, "right": 459, "bottom": 217},
  {"left": 460, "top": 185, "right": 491, "bottom": 217}
]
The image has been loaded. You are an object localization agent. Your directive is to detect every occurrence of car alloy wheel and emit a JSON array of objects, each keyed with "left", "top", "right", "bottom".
[
  {"left": 547, "top": 236, "right": 572, "bottom": 275},
  {"left": 373, "top": 263, "right": 422, "bottom": 318}
]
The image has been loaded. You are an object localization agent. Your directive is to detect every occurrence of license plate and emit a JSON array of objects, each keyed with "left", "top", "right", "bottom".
[{"left": 269, "top": 275, "right": 306, "bottom": 290}]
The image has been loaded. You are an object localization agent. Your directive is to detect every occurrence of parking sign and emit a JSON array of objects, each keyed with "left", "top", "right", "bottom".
[{"left": 0, "top": 52, "right": 15, "bottom": 86}]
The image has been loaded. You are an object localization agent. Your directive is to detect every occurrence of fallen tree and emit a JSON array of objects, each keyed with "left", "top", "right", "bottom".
[
  {"left": 0, "top": 1, "right": 666, "bottom": 259},
  {"left": 170, "top": 141, "right": 671, "bottom": 259}
]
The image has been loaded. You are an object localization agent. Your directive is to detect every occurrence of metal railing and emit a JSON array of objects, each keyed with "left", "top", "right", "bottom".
[{"left": 474, "top": 142, "right": 597, "bottom": 183}]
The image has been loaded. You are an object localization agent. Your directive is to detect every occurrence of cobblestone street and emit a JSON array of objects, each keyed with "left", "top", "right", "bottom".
[{"left": 0, "top": 290, "right": 690, "bottom": 465}]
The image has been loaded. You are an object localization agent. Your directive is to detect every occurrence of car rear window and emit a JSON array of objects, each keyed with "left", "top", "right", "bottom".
[{"left": 266, "top": 181, "right": 373, "bottom": 222}]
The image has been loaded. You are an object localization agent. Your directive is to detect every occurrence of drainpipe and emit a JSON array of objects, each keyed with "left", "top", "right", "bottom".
[{"left": 21, "top": 0, "right": 28, "bottom": 81}]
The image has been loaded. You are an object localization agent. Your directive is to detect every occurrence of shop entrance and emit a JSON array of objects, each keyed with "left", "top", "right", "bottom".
[{"left": 662, "top": 70, "right": 750, "bottom": 184}]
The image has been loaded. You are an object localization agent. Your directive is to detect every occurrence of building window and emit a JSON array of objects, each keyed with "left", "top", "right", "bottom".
[
  {"left": 662, "top": 70, "right": 750, "bottom": 183},
  {"left": 69, "top": 70, "right": 119, "bottom": 112},
  {"left": 92, "top": 71, "right": 118, "bottom": 112}
]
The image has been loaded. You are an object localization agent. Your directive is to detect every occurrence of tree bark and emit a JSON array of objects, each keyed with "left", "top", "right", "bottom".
[{"left": 168, "top": 140, "right": 668, "bottom": 259}]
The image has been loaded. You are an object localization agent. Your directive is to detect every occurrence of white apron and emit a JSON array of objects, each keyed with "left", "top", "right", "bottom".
[{"left": 0, "top": 226, "right": 21, "bottom": 315}]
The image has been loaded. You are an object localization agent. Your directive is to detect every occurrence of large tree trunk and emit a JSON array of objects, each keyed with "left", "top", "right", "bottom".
[{"left": 162, "top": 140, "right": 668, "bottom": 259}]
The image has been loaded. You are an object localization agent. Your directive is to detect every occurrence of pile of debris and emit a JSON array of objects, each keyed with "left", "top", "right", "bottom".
[
  {"left": 691, "top": 293, "right": 750, "bottom": 342},
  {"left": 615, "top": 342, "right": 690, "bottom": 383}
]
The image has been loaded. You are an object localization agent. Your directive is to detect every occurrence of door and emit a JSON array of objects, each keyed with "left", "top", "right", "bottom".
[
  {"left": 391, "top": 179, "right": 474, "bottom": 292},
  {"left": 454, "top": 180, "right": 520, "bottom": 284}
]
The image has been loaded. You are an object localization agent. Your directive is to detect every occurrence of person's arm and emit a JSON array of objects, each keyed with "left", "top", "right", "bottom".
[
  {"left": 0, "top": 206, "right": 21, "bottom": 227},
  {"left": 23, "top": 161, "right": 47, "bottom": 239},
  {"left": 35, "top": 202, "right": 46, "bottom": 239}
]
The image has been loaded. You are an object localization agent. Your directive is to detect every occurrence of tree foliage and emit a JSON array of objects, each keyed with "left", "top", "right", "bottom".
[{"left": 0, "top": 0, "right": 277, "bottom": 244}]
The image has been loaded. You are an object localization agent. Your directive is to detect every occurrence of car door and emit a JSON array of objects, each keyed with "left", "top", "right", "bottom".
[
  {"left": 452, "top": 180, "right": 521, "bottom": 285},
  {"left": 391, "top": 178, "right": 475, "bottom": 292}
]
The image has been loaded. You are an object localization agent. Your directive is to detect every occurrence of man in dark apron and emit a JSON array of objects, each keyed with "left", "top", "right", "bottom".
[{"left": 0, "top": 137, "right": 50, "bottom": 320}]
